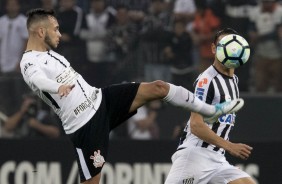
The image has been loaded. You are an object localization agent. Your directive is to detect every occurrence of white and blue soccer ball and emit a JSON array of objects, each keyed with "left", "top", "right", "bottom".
[{"left": 216, "top": 34, "right": 250, "bottom": 69}]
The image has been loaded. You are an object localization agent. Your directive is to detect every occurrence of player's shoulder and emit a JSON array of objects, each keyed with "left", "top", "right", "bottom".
[
  {"left": 193, "top": 66, "right": 217, "bottom": 97},
  {"left": 21, "top": 50, "right": 38, "bottom": 61},
  {"left": 48, "top": 50, "right": 64, "bottom": 58},
  {"left": 48, "top": 50, "right": 69, "bottom": 63},
  {"left": 20, "top": 50, "right": 48, "bottom": 69},
  {"left": 196, "top": 66, "right": 218, "bottom": 83}
]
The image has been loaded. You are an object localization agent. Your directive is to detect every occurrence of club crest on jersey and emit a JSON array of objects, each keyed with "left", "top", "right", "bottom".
[{"left": 90, "top": 150, "right": 105, "bottom": 168}]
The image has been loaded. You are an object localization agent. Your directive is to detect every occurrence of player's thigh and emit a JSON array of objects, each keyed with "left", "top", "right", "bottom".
[
  {"left": 209, "top": 163, "right": 252, "bottom": 184},
  {"left": 130, "top": 80, "right": 169, "bottom": 111},
  {"left": 228, "top": 177, "right": 256, "bottom": 184},
  {"left": 82, "top": 173, "right": 101, "bottom": 184},
  {"left": 165, "top": 151, "right": 193, "bottom": 184},
  {"left": 165, "top": 148, "right": 209, "bottom": 184}
]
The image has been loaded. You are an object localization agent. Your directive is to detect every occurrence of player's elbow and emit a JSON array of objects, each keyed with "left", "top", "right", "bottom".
[
  {"left": 190, "top": 114, "right": 204, "bottom": 136},
  {"left": 190, "top": 120, "right": 201, "bottom": 136}
]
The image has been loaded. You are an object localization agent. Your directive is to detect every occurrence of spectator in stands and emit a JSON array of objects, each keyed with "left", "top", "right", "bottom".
[
  {"left": 248, "top": 0, "right": 282, "bottom": 93},
  {"left": 171, "top": 121, "right": 186, "bottom": 140},
  {"left": 173, "top": 0, "right": 196, "bottom": 32},
  {"left": 127, "top": 100, "right": 160, "bottom": 140},
  {"left": 41, "top": 0, "right": 58, "bottom": 10},
  {"left": 163, "top": 20, "right": 195, "bottom": 90},
  {"left": 79, "top": 0, "right": 116, "bottom": 87},
  {"left": 107, "top": 0, "right": 151, "bottom": 12},
  {"left": 191, "top": 0, "right": 221, "bottom": 73},
  {"left": 140, "top": 0, "right": 173, "bottom": 82},
  {"left": 213, "top": 0, "right": 257, "bottom": 39},
  {"left": 56, "top": 0, "right": 88, "bottom": 72},
  {"left": 0, "top": 1, "right": 4, "bottom": 16},
  {"left": 3, "top": 93, "right": 62, "bottom": 138},
  {"left": 0, "top": 0, "right": 28, "bottom": 76},
  {"left": 80, "top": 0, "right": 115, "bottom": 64},
  {"left": 106, "top": 4, "right": 141, "bottom": 84},
  {"left": 0, "top": 108, "right": 10, "bottom": 138},
  {"left": 212, "top": 0, "right": 257, "bottom": 91}
]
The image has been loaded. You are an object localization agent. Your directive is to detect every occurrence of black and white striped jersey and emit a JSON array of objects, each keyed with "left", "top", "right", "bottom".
[
  {"left": 20, "top": 50, "right": 102, "bottom": 134},
  {"left": 178, "top": 65, "right": 239, "bottom": 154}
]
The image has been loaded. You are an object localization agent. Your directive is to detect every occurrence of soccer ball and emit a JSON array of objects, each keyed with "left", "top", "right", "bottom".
[{"left": 216, "top": 34, "right": 250, "bottom": 69}]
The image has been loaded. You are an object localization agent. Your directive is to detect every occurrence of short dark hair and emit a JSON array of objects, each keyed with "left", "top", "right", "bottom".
[
  {"left": 213, "top": 28, "right": 238, "bottom": 44},
  {"left": 26, "top": 8, "right": 56, "bottom": 29}
]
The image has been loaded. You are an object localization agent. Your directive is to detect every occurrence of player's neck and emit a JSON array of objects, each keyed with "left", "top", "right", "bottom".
[
  {"left": 25, "top": 38, "right": 48, "bottom": 52},
  {"left": 213, "top": 61, "right": 234, "bottom": 77}
]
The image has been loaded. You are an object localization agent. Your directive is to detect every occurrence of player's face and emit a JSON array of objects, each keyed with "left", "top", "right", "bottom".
[{"left": 44, "top": 17, "right": 61, "bottom": 50}]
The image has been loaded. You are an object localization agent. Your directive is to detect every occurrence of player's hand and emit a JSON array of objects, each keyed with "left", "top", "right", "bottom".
[
  {"left": 227, "top": 142, "right": 253, "bottom": 160},
  {"left": 20, "top": 98, "right": 35, "bottom": 114},
  {"left": 58, "top": 84, "right": 75, "bottom": 97}
]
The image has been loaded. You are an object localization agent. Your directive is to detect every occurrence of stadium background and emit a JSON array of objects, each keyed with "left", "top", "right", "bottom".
[{"left": 0, "top": 0, "right": 282, "bottom": 183}]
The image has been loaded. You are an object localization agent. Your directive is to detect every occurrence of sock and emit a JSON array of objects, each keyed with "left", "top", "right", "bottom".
[{"left": 163, "top": 83, "right": 216, "bottom": 116}]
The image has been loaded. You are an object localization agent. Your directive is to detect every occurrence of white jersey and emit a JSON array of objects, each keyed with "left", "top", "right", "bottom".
[
  {"left": 20, "top": 50, "right": 102, "bottom": 134},
  {"left": 178, "top": 65, "right": 239, "bottom": 155}
]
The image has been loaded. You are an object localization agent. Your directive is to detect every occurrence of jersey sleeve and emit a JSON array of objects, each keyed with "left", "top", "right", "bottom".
[
  {"left": 194, "top": 74, "right": 214, "bottom": 104},
  {"left": 21, "top": 60, "right": 61, "bottom": 94}
]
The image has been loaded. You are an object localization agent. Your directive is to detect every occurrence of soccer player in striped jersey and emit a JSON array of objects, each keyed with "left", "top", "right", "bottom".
[
  {"left": 165, "top": 28, "right": 256, "bottom": 184},
  {"left": 20, "top": 9, "right": 244, "bottom": 184}
]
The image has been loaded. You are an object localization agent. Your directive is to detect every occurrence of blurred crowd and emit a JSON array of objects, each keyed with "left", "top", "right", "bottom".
[{"left": 0, "top": 0, "right": 282, "bottom": 139}]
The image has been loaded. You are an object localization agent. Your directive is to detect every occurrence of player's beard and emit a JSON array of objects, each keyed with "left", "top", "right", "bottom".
[{"left": 44, "top": 33, "right": 56, "bottom": 50}]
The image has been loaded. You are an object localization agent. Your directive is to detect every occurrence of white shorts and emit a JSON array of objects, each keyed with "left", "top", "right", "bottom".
[{"left": 164, "top": 146, "right": 250, "bottom": 184}]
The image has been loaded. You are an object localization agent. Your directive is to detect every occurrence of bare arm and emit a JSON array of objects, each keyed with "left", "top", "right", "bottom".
[
  {"left": 4, "top": 98, "right": 34, "bottom": 131},
  {"left": 190, "top": 112, "right": 253, "bottom": 160},
  {"left": 28, "top": 118, "right": 60, "bottom": 138},
  {"left": 4, "top": 111, "right": 25, "bottom": 131}
]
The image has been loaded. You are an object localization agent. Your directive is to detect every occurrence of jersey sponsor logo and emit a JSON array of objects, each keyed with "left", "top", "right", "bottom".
[
  {"left": 218, "top": 113, "right": 236, "bottom": 125},
  {"left": 183, "top": 177, "right": 194, "bottom": 184},
  {"left": 56, "top": 67, "right": 78, "bottom": 85},
  {"left": 195, "top": 87, "right": 205, "bottom": 100},
  {"left": 73, "top": 91, "right": 98, "bottom": 116},
  {"left": 90, "top": 150, "right": 105, "bottom": 168},
  {"left": 73, "top": 99, "right": 92, "bottom": 116},
  {"left": 198, "top": 78, "right": 208, "bottom": 87}
]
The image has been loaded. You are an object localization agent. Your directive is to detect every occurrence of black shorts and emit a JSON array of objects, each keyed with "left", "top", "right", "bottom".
[{"left": 68, "top": 82, "right": 140, "bottom": 182}]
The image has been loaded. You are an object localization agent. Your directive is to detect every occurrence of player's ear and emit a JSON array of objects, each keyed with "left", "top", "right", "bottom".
[
  {"left": 211, "top": 43, "right": 216, "bottom": 54},
  {"left": 38, "top": 27, "right": 46, "bottom": 38}
]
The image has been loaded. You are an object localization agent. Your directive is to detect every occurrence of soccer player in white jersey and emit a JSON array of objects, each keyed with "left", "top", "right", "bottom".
[
  {"left": 165, "top": 28, "right": 256, "bottom": 184},
  {"left": 20, "top": 9, "right": 244, "bottom": 184}
]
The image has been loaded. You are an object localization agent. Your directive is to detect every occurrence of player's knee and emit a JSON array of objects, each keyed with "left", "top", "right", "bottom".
[{"left": 150, "top": 80, "right": 169, "bottom": 98}]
